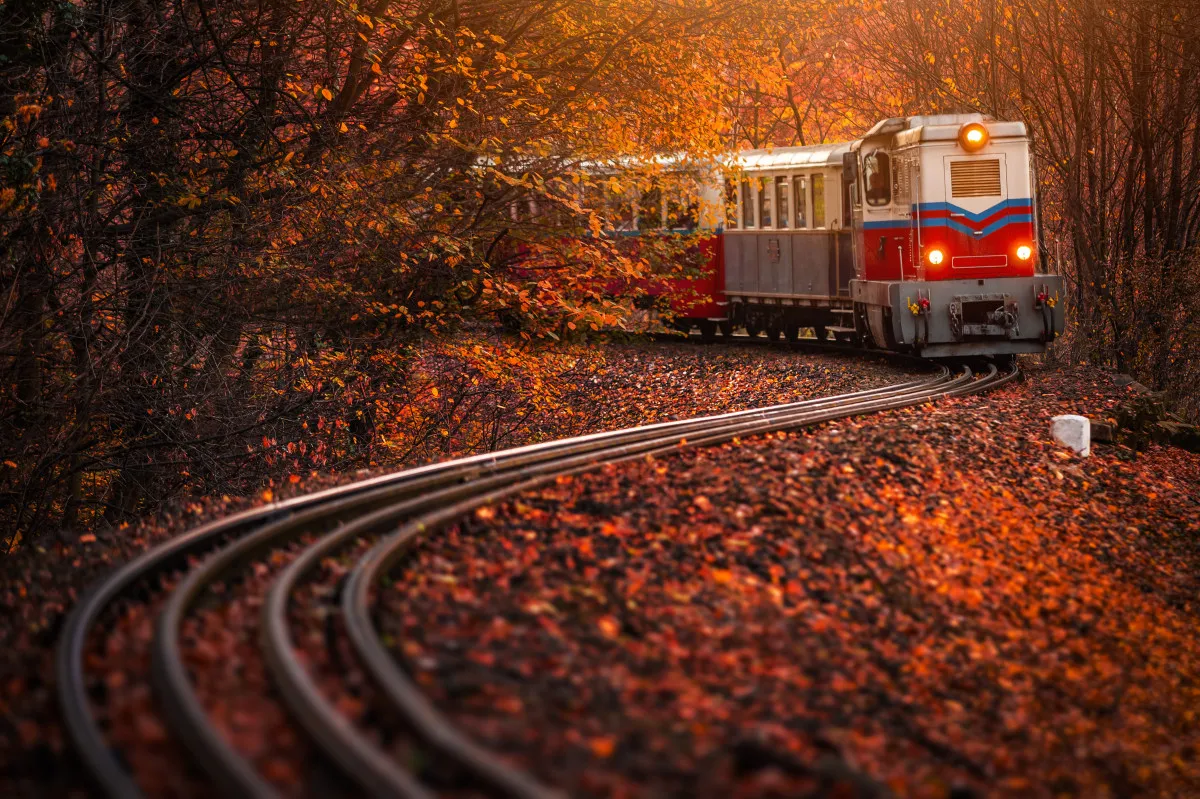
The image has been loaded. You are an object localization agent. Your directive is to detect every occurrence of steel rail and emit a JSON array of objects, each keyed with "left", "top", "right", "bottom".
[
  {"left": 153, "top": 366, "right": 960, "bottom": 798},
  {"left": 55, "top": 347, "right": 1012, "bottom": 799},
  {"left": 255, "top": 365, "right": 981, "bottom": 799},
  {"left": 56, "top": 346, "right": 934, "bottom": 798},
  {"left": 337, "top": 365, "right": 1013, "bottom": 799}
]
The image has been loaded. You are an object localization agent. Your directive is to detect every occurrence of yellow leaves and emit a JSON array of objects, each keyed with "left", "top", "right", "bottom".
[
  {"left": 710, "top": 568, "right": 733, "bottom": 585},
  {"left": 597, "top": 615, "right": 620, "bottom": 638},
  {"left": 524, "top": 599, "right": 557, "bottom": 615}
]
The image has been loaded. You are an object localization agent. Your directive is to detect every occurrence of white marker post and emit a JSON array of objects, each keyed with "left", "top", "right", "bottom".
[{"left": 1051, "top": 414, "right": 1091, "bottom": 457}]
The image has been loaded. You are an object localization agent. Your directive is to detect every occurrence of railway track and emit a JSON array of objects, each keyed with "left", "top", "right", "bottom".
[{"left": 58, "top": 352, "right": 1018, "bottom": 799}]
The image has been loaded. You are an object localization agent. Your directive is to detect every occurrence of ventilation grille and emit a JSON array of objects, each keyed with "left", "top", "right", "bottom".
[
  {"left": 950, "top": 159, "right": 1002, "bottom": 198},
  {"left": 895, "top": 158, "right": 912, "bottom": 206}
]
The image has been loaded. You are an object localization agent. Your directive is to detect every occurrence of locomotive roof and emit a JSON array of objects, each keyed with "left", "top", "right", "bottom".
[
  {"left": 737, "top": 115, "right": 1029, "bottom": 170},
  {"left": 863, "top": 113, "right": 991, "bottom": 136},
  {"left": 861, "top": 113, "right": 1028, "bottom": 147},
  {"left": 732, "top": 142, "right": 851, "bottom": 172},
  {"left": 891, "top": 119, "right": 1028, "bottom": 146}
]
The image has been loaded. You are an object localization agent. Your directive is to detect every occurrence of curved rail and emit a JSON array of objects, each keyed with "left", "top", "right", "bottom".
[
  {"left": 57, "top": 351, "right": 1015, "bottom": 799},
  {"left": 337, "top": 365, "right": 1011, "bottom": 798}
]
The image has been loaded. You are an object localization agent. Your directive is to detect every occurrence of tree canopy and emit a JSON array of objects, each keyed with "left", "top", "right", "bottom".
[{"left": 2, "top": 0, "right": 1198, "bottom": 544}]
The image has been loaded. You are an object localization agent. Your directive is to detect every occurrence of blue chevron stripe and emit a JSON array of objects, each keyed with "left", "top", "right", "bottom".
[
  {"left": 919, "top": 214, "right": 1033, "bottom": 237},
  {"left": 862, "top": 215, "right": 1033, "bottom": 236},
  {"left": 913, "top": 197, "right": 1033, "bottom": 222}
]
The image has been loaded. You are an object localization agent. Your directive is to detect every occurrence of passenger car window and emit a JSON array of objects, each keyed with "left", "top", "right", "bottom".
[
  {"left": 741, "top": 180, "right": 754, "bottom": 228},
  {"left": 758, "top": 178, "right": 772, "bottom": 227},
  {"left": 725, "top": 180, "right": 738, "bottom": 229},
  {"left": 666, "top": 194, "right": 697, "bottom": 230},
  {"left": 812, "top": 174, "right": 825, "bottom": 228},
  {"left": 864, "top": 150, "right": 891, "bottom": 207},
  {"left": 775, "top": 176, "right": 788, "bottom": 229},
  {"left": 792, "top": 176, "right": 808, "bottom": 228},
  {"left": 637, "top": 187, "right": 662, "bottom": 230}
]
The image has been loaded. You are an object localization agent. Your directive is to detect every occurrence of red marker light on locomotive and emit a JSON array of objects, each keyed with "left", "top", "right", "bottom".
[
  {"left": 1016, "top": 244, "right": 1033, "bottom": 261},
  {"left": 958, "top": 122, "right": 989, "bottom": 152},
  {"left": 927, "top": 247, "right": 945, "bottom": 266}
]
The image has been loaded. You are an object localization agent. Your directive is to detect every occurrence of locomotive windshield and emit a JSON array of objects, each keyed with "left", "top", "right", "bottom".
[{"left": 864, "top": 150, "right": 892, "bottom": 206}]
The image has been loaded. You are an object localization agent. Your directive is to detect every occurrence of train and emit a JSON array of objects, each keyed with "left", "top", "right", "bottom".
[{"left": 605, "top": 114, "right": 1065, "bottom": 359}]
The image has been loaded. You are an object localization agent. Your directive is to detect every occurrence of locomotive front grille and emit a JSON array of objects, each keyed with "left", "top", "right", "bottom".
[{"left": 950, "top": 159, "right": 1002, "bottom": 198}]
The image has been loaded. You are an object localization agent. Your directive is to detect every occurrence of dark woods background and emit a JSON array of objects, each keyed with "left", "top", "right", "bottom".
[{"left": 2, "top": 0, "right": 1198, "bottom": 547}]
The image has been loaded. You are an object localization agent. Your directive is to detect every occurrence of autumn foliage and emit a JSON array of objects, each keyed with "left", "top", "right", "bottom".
[
  {"left": 0, "top": 0, "right": 785, "bottom": 543},
  {"left": 385, "top": 368, "right": 1200, "bottom": 796},
  {"left": 2, "top": 0, "right": 1199, "bottom": 545}
]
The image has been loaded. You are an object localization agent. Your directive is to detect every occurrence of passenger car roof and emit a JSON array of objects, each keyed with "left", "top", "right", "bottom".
[{"left": 732, "top": 142, "right": 851, "bottom": 172}]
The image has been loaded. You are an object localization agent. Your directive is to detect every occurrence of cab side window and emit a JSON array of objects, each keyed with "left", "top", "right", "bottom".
[{"left": 864, "top": 150, "right": 892, "bottom": 207}]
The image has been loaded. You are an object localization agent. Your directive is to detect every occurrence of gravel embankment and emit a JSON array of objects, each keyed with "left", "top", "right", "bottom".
[
  {"left": 0, "top": 339, "right": 915, "bottom": 798},
  {"left": 380, "top": 365, "right": 1200, "bottom": 798}
]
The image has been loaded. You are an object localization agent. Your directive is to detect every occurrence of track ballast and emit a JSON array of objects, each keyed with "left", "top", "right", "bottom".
[{"left": 58, "top": 351, "right": 1018, "bottom": 798}]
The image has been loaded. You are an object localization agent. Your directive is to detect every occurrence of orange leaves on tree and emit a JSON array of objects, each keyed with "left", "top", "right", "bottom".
[{"left": 596, "top": 616, "right": 620, "bottom": 638}]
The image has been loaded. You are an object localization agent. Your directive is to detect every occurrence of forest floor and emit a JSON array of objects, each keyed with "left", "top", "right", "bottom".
[
  {"left": 0, "top": 337, "right": 911, "bottom": 797},
  {"left": 385, "top": 362, "right": 1200, "bottom": 798},
  {"left": 2, "top": 338, "right": 1198, "bottom": 798}
]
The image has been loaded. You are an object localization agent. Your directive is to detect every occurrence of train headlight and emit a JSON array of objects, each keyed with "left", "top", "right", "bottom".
[
  {"left": 1016, "top": 244, "right": 1033, "bottom": 261},
  {"left": 927, "top": 247, "right": 945, "bottom": 266},
  {"left": 958, "top": 122, "right": 989, "bottom": 152}
]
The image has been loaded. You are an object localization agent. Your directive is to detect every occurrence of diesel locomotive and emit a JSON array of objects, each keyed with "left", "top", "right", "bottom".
[{"left": 624, "top": 114, "right": 1065, "bottom": 358}]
